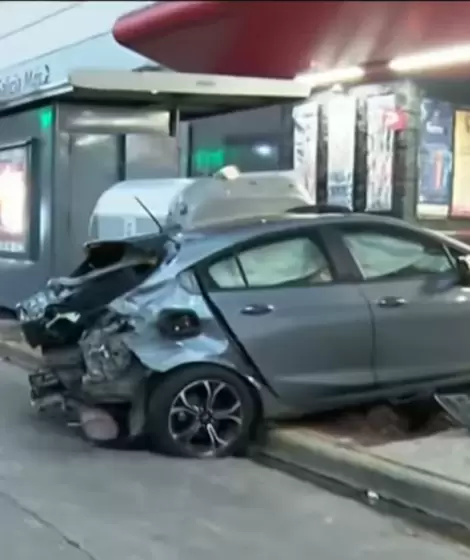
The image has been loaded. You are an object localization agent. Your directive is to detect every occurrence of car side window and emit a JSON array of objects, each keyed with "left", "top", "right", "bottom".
[
  {"left": 342, "top": 229, "right": 454, "bottom": 281},
  {"left": 208, "top": 237, "right": 333, "bottom": 289},
  {"left": 207, "top": 256, "right": 246, "bottom": 289}
]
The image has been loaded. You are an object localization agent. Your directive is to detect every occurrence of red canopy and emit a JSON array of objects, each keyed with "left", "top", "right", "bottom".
[{"left": 113, "top": 1, "right": 470, "bottom": 79}]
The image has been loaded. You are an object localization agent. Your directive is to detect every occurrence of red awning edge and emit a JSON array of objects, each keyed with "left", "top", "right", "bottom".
[{"left": 113, "top": 1, "right": 470, "bottom": 79}]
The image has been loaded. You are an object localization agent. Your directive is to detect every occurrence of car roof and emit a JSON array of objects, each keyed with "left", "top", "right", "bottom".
[
  {"left": 89, "top": 212, "right": 469, "bottom": 261},
  {"left": 187, "top": 211, "right": 342, "bottom": 235},
  {"left": 130, "top": 210, "right": 470, "bottom": 287},
  {"left": 176, "top": 210, "right": 470, "bottom": 260},
  {"left": 183, "top": 211, "right": 417, "bottom": 243}
]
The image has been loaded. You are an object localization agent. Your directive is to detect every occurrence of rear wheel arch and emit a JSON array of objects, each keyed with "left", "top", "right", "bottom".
[
  {"left": 143, "top": 362, "right": 264, "bottom": 448},
  {"left": 145, "top": 361, "right": 263, "bottom": 418}
]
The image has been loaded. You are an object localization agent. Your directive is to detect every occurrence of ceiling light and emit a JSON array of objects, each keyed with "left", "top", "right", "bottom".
[
  {"left": 389, "top": 44, "right": 470, "bottom": 72},
  {"left": 294, "top": 66, "right": 365, "bottom": 88},
  {"left": 252, "top": 144, "right": 274, "bottom": 157},
  {"left": 331, "top": 83, "right": 344, "bottom": 93}
]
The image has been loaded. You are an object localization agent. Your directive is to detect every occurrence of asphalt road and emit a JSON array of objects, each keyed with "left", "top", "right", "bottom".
[{"left": 0, "top": 360, "right": 468, "bottom": 560}]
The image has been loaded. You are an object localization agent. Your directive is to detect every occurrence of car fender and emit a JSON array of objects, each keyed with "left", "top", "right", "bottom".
[
  {"left": 123, "top": 321, "right": 269, "bottom": 435},
  {"left": 112, "top": 275, "right": 265, "bottom": 384},
  {"left": 124, "top": 327, "right": 249, "bottom": 376},
  {"left": 111, "top": 275, "right": 281, "bottom": 422}
]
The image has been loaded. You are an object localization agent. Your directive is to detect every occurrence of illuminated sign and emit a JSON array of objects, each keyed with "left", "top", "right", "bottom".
[
  {"left": 191, "top": 142, "right": 279, "bottom": 175},
  {"left": 0, "top": 144, "right": 30, "bottom": 254},
  {"left": 38, "top": 107, "right": 54, "bottom": 130},
  {"left": 192, "top": 148, "right": 228, "bottom": 173}
]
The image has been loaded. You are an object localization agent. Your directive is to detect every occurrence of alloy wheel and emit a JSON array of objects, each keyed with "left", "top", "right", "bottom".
[{"left": 167, "top": 379, "right": 244, "bottom": 457}]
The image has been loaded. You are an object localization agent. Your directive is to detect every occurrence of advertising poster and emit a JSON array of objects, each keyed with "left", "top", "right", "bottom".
[
  {"left": 0, "top": 145, "right": 29, "bottom": 253},
  {"left": 452, "top": 110, "right": 470, "bottom": 217},
  {"left": 417, "top": 99, "right": 453, "bottom": 218},
  {"left": 292, "top": 100, "right": 318, "bottom": 201},
  {"left": 365, "top": 95, "right": 395, "bottom": 212},
  {"left": 326, "top": 96, "right": 356, "bottom": 209}
]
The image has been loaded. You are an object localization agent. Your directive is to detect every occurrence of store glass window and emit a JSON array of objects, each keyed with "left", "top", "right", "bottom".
[
  {"left": 188, "top": 105, "right": 293, "bottom": 176},
  {"left": 125, "top": 133, "right": 179, "bottom": 179}
]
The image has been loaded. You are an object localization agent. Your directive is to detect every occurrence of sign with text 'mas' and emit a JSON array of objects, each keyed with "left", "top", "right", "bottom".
[{"left": 0, "top": 65, "right": 51, "bottom": 101}]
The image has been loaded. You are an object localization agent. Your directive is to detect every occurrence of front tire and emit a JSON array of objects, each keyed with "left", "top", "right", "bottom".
[{"left": 146, "top": 365, "right": 256, "bottom": 458}]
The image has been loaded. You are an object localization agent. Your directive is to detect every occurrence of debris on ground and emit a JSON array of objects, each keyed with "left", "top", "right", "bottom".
[{"left": 283, "top": 399, "right": 455, "bottom": 447}]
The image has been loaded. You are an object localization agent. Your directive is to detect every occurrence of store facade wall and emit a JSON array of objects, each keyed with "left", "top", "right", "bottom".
[
  {"left": 109, "top": 1, "right": 470, "bottom": 238},
  {"left": 411, "top": 78, "right": 470, "bottom": 238},
  {"left": 188, "top": 105, "right": 294, "bottom": 177},
  {"left": 0, "top": 1, "right": 188, "bottom": 311},
  {"left": 292, "top": 78, "right": 470, "bottom": 239},
  {"left": 0, "top": 97, "right": 179, "bottom": 311},
  {"left": 187, "top": 82, "right": 419, "bottom": 215},
  {"left": 0, "top": 106, "right": 54, "bottom": 310},
  {"left": 188, "top": 78, "right": 470, "bottom": 240},
  {"left": 290, "top": 81, "right": 420, "bottom": 221},
  {"left": 54, "top": 103, "right": 179, "bottom": 273},
  {"left": 4, "top": 1, "right": 468, "bottom": 306}
]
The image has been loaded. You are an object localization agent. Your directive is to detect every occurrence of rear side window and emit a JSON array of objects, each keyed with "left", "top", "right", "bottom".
[
  {"left": 207, "top": 236, "right": 333, "bottom": 289},
  {"left": 342, "top": 230, "right": 453, "bottom": 280},
  {"left": 208, "top": 257, "right": 245, "bottom": 289}
]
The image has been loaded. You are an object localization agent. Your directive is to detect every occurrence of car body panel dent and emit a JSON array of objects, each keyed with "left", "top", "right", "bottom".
[{"left": 110, "top": 275, "right": 267, "bottom": 389}]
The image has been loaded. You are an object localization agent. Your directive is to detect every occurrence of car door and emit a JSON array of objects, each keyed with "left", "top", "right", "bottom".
[
  {"left": 337, "top": 223, "right": 470, "bottom": 387},
  {"left": 199, "top": 230, "right": 375, "bottom": 409}
]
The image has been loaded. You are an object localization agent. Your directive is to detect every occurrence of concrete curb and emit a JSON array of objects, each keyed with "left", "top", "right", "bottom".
[{"left": 255, "top": 429, "right": 470, "bottom": 530}]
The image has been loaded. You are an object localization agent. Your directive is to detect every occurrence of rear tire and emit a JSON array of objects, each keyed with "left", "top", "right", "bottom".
[{"left": 146, "top": 365, "right": 256, "bottom": 458}]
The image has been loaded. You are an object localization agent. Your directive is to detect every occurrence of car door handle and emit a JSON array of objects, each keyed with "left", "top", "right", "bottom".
[
  {"left": 241, "top": 304, "right": 274, "bottom": 316},
  {"left": 376, "top": 296, "right": 407, "bottom": 309}
]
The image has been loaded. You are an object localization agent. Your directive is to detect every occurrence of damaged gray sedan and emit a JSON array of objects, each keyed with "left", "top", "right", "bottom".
[
  {"left": 17, "top": 170, "right": 470, "bottom": 458},
  {"left": 18, "top": 170, "right": 320, "bottom": 458},
  {"left": 19, "top": 214, "right": 314, "bottom": 458}
]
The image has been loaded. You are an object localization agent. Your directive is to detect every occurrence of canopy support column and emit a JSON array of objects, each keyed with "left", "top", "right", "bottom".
[{"left": 169, "top": 108, "right": 180, "bottom": 137}]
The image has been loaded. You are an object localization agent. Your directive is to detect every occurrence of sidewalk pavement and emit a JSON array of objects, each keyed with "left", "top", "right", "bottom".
[
  {"left": 254, "top": 426, "right": 470, "bottom": 530},
  {"left": 2, "top": 322, "right": 470, "bottom": 531},
  {"left": 0, "top": 320, "right": 41, "bottom": 370}
]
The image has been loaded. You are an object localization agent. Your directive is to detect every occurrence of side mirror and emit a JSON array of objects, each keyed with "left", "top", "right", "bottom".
[{"left": 457, "top": 255, "right": 470, "bottom": 285}]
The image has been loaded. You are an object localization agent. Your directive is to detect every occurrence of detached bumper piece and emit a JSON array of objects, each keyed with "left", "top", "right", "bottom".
[{"left": 28, "top": 368, "right": 121, "bottom": 443}]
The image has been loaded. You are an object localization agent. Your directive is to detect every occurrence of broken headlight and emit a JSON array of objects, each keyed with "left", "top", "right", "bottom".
[{"left": 17, "top": 288, "right": 60, "bottom": 321}]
